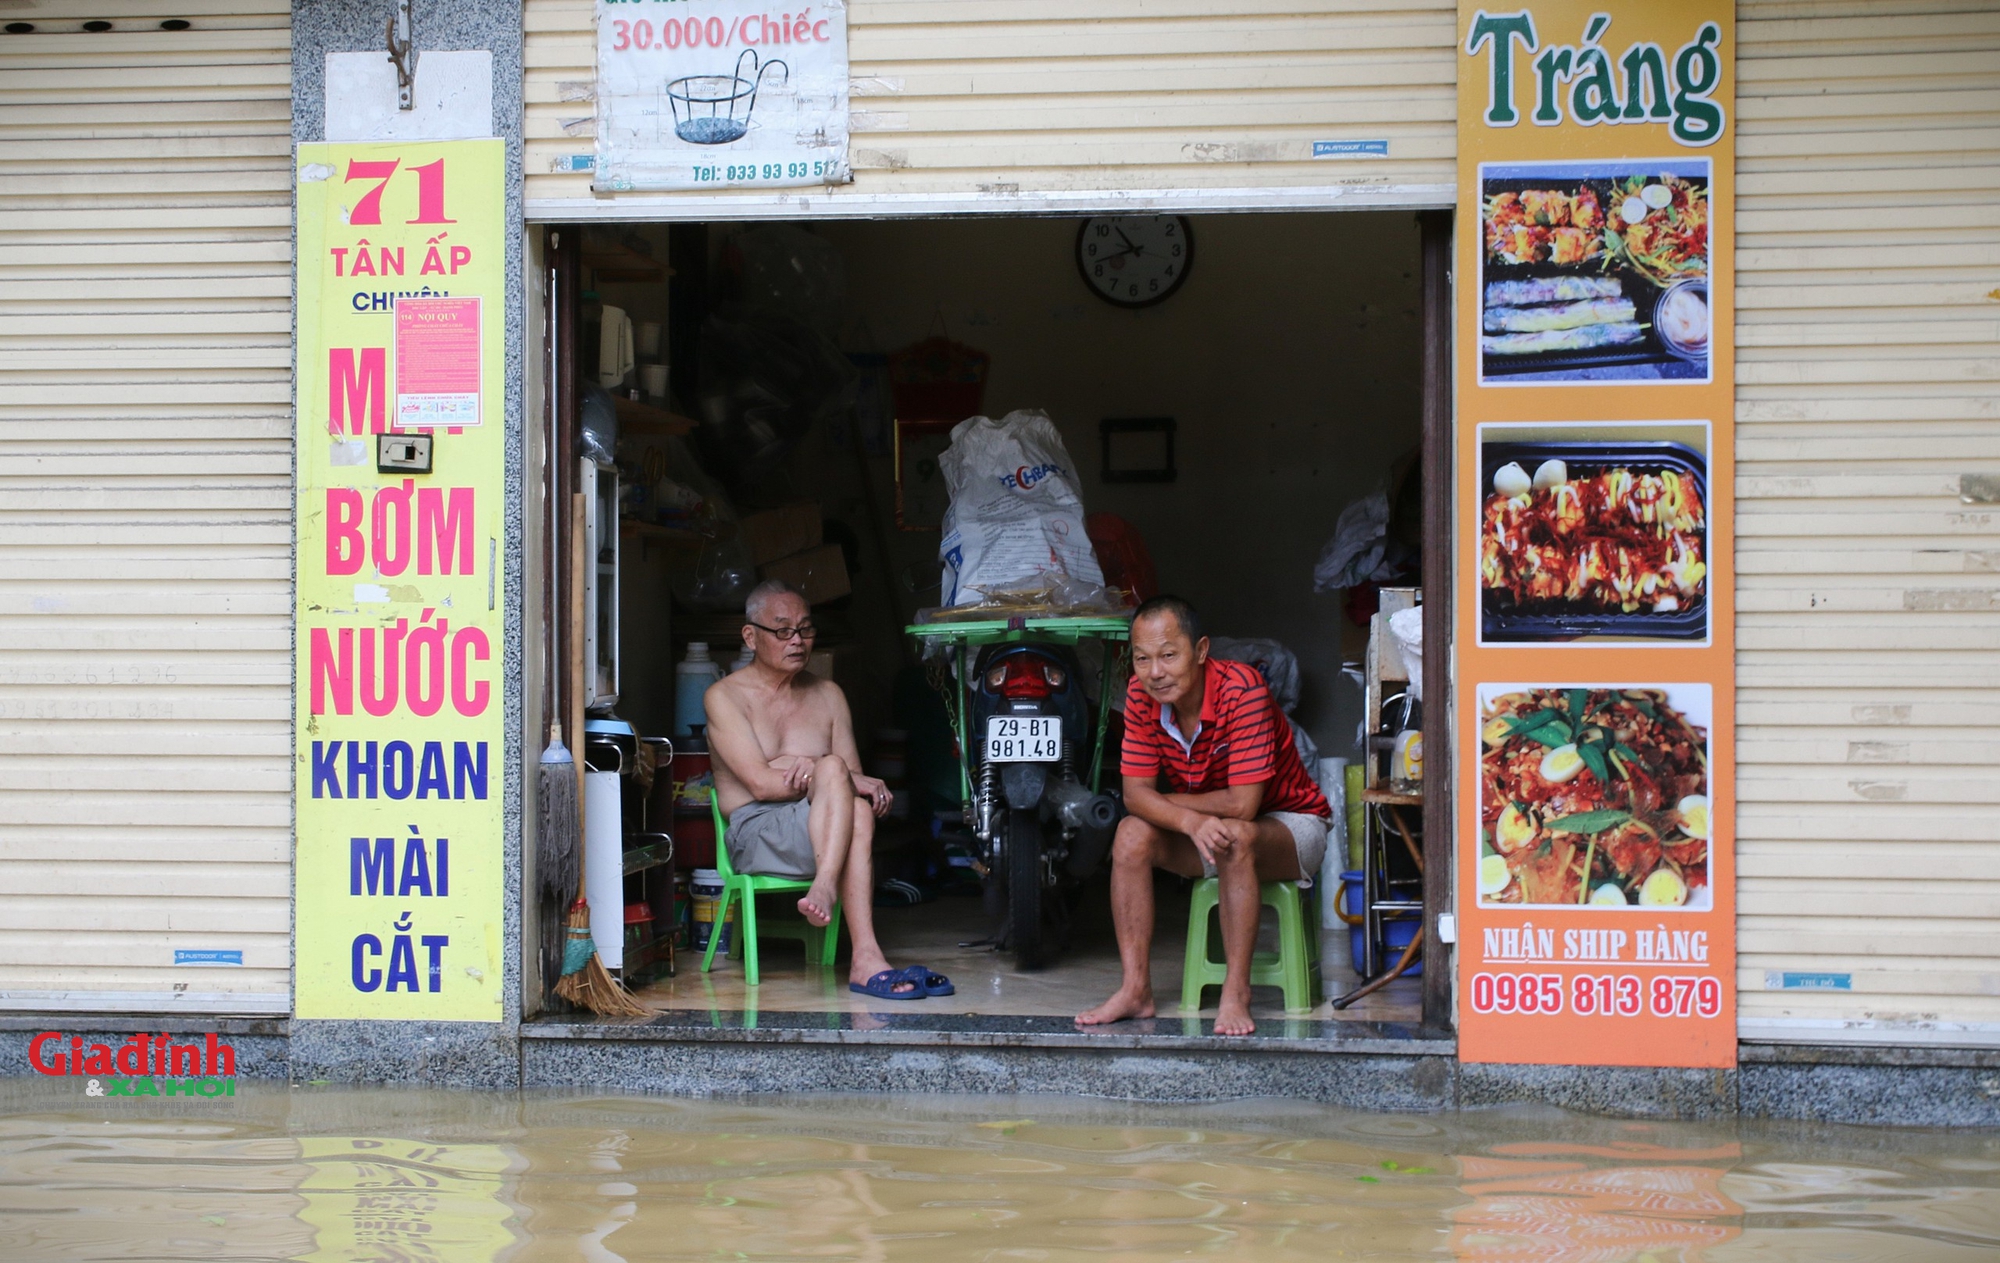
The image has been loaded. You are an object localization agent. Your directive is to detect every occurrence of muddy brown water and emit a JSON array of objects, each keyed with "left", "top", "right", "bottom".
[{"left": 2, "top": 1083, "right": 1996, "bottom": 1260}]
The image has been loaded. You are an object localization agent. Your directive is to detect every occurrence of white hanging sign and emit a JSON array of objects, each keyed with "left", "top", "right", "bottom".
[{"left": 594, "top": 0, "right": 850, "bottom": 192}]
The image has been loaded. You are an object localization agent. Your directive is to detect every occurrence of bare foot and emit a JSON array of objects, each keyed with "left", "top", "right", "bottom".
[
  {"left": 1076, "top": 985, "right": 1155, "bottom": 1026},
  {"left": 797, "top": 879, "right": 836, "bottom": 928},
  {"left": 1214, "top": 990, "right": 1256, "bottom": 1036}
]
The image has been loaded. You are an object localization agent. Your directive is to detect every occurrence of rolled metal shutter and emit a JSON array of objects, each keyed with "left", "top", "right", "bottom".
[
  {"left": 525, "top": 0, "right": 1457, "bottom": 217},
  {"left": 0, "top": 3, "right": 293, "bottom": 1014},
  {"left": 1735, "top": 3, "right": 2000, "bottom": 1045}
]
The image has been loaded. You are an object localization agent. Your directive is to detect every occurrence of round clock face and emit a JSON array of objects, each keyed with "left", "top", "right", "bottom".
[{"left": 1076, "top": 215, "right": 1194, "bottom": 308}]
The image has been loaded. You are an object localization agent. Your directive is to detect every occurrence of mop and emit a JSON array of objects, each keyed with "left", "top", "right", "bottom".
[
  {"left": 539, "top": 470, "right": 580, "bottom": 907},
  {"left": 537, "top": 430, "right": 578, "bottom": 995},
  {"left": 553, "top": 490, "right": 647, "bottom": 1017}
]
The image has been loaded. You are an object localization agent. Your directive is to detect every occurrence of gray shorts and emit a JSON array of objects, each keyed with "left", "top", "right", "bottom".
[
  {"left": 726, "top": 799, "right": 816, "bottom": 881},
  {"left": 1200, "top": 812, "right": 1330, "bottom": 887}
]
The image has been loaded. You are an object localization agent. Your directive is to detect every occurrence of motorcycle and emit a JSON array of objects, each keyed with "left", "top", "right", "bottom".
[{"left": 908, "top": 616, "right": 1130, "bottom": 969}]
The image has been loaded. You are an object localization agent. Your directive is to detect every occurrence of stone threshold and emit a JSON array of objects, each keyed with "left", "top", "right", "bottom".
[{"left": 520, "top": 1009, "right": 1456, "bottom": 1057}]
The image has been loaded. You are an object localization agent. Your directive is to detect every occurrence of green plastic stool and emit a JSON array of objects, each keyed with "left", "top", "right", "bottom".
[
  {"left": 1180, "top": 879, "right": 1322, "bottom": 1015},
  {"left": 701, "top": 797, "right": 842, "bottom": 987}
]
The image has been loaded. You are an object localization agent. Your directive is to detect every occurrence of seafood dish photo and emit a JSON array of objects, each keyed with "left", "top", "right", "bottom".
[
  {"left": 1478, "top": 687, "right": 1711, "bottom": 910},
  {"left": 1479, "top": 441, "right": 1708, "bottom": 642},
  {"left": 1479, "top": 162, "right": 1711, "bottom": 380}
]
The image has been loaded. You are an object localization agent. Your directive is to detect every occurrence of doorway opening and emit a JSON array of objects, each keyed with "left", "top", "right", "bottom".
[{"left": 538, "top": 208, "right": 1454, "bottom": 1039}]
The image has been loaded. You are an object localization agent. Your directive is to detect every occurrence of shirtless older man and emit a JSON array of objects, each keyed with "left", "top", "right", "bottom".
[
  {"left": 705, "top": 579, "right": 941, "bottom": 999},
  {"left": 1076, "top": 595, "right": 1330, "bottom": 1036}
]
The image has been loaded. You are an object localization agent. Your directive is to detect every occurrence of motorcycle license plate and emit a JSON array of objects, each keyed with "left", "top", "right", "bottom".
[{"left": 985, "top": 716, "right": 1061, "bottom": 763}]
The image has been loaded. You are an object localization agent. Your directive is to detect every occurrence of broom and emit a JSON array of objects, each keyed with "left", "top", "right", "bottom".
[{"left": 553, "top": 489, "right": 647, "bottom": 1017}]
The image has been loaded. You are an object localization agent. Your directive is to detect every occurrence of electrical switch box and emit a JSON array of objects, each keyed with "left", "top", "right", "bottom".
[{"left": 377, "top": 433, "right": 433, "bottom": 474}]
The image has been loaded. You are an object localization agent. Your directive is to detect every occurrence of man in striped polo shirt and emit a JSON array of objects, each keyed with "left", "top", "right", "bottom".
[{"left": 1077, "top": 596, "right": 1330, "bottom": 1036}]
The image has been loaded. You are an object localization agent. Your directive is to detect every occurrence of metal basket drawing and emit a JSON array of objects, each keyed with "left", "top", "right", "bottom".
[{"left": 666, "top": 49, "right": 788, "bottom": 146}]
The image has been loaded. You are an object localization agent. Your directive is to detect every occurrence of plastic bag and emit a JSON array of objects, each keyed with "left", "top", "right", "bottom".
[
  {"left": 1387, "top": 604, "right": 1425, "bottom": 702},
  {"left": 1207, "top": 637, "right": 1302, "bottom": 714},
  {"left": 1289, "top": 719, "right": 1319, "bottom": 778},
  {"left": 1314, "top": 492, "right": 1415, "bottom": 591},
  {"left": 938, "top": 410, "right": 1104, "bottom": 606}
]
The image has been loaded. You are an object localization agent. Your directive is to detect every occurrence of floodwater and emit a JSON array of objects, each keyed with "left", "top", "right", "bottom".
[{"left": 2, "top": 1083, "right": 1997, "bottom": 1260}]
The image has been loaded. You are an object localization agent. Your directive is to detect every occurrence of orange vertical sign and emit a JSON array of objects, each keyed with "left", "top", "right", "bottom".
[{"left": 1454, "top": 3, "right": 1735, "bottom": 1066}]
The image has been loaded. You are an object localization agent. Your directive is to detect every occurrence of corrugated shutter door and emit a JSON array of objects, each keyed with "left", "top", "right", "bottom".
[
  {"left": 524, "top": 0, "right": 1457, "bottom": 216},
  {"left": 0, "top": 4, "right": 292, "bottom": 1014},
  {"left": 1735, "top": 4, "right": 2000, "bottom": 1044}
]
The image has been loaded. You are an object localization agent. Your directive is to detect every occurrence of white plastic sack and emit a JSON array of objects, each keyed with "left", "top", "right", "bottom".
[
  {"left": 939, "top": 410, "right": 1104, "bottom": 606},
  {"left": 1387, "top": 604, "right": 1425, "bottom": 702}
]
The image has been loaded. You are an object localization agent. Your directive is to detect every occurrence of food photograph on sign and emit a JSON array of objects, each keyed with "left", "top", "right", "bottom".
[
  {"left": 1477, "top": 682, "right": 1712, "bottom": 912},
  {"left": 1480, "top": 158, "right": 1711, "bottom": 383},
  {"left": 1478, "top": 421, "right": 1710, "bottom": 644}
]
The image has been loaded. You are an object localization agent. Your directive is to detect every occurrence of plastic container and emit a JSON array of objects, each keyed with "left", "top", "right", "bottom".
[
  {"left": 1479, "top": 441, "right": 1709, "bottom": 642},
  {"left": 622, "top": 902, "right": 654, "bottom": 955},
  {"left": 728, "top": 643, "right": 755, "bottom": 674},
  {"left": 1338, "top": 871, "right": 1422, "bottom": 977},
  {"left": 1391, "top": 730, "right": 1424, "bottom": 792},
  {"left": 673, "top": 643, "right": 725, "bottom": 736},
  {"left": 689, "top": 869, "right": 734, "bottom": 954},
  {"left": 675, "top": 803, "right": 717, "bottom": 870},
  {"left": 671, "top": 736, "right": 716, "bottom": 868}
]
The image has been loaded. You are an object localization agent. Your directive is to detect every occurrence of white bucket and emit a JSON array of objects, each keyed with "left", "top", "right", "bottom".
[{"left": 689, "top": 868, "right": 733, "bottom": 954}]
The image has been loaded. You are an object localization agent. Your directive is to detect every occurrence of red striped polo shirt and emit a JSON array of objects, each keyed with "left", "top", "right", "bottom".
[{"left": 1121, "top": 657, "right": 1329, "bottom": 818}]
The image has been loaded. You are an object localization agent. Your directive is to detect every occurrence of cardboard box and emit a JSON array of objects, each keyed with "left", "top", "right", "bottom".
[
  {"left": 738, "top": 502, "right": 822, "bottom": 566},
  {"left": 758, "top": 542, "right": 850, "bottom": 605}
]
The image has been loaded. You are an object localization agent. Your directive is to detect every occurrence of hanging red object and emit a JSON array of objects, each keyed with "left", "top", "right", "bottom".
[
  {"left": 888, "top": 336, "right": 989, "bottom": 421},
  {"left": 1085, "top": 512, "right": 1158, "bottom": 605}
]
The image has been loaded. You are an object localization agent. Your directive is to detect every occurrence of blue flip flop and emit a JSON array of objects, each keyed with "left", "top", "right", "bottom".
[
  {"left": 906, "top": 966, "right": 954, "bottom": 997},
  {"left": 849, "top": 968, "right": 924, "bottom": 1001}
]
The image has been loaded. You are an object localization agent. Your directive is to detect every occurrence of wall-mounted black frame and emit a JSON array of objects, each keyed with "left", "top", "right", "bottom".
[{"left": 1099, "top": 416, "right": 1176, "bottom": 483}]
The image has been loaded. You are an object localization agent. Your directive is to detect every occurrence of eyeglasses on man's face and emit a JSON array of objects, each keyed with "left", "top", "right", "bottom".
[{"left": 749, "top": 620, "right": 817, "bottom": 642}]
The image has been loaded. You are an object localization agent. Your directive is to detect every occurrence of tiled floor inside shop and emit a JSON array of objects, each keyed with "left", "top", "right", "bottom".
[{"left": 629, "top": 878, "right": 1423, "bottom": 1026}]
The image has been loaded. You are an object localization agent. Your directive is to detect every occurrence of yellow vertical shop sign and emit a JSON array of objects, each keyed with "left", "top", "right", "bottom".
[
  {"left": 294, "top": 140, "right": 506, "bottom": 1021},
  {"left": 1454, "top": 6, "right": 1735, "bottom": 1066}
]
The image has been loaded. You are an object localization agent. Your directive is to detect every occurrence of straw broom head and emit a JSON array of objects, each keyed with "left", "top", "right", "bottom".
[{"left": 553, "top": 898, "right": 649, "bottom": 1017}]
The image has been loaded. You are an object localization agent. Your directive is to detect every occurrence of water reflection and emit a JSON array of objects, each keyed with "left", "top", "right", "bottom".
[{"left": 0, "top": 1083, "right": 1995, "bottom": 1260}]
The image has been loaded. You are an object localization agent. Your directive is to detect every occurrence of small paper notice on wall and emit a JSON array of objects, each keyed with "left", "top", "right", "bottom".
[{"left": 394, "top": 296, "right": 482, "bottom": 428}]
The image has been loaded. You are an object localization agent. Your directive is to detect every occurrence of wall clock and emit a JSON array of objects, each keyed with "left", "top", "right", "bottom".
[{"left": 1075, "top": 215, "right": 1194, "bottom": 308}]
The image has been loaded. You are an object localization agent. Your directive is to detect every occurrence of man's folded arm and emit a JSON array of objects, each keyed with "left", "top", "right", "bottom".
[
  {"left": 704, "top": 686, "right": 798, "bottom": 802},
  {"left": 1124, "top": 776, "right": 1265, "bottom": 837},
  {"left": 1162, "top": 782, "right": 1265, "bottom": 822}
]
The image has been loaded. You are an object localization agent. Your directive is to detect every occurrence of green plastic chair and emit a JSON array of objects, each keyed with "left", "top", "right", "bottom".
[
  {"left": 1180, "top": 878, "right": 1322, "bottom": 1015},
  {"left": 700, "top": 796, "right": 842, "bottom": 987}
]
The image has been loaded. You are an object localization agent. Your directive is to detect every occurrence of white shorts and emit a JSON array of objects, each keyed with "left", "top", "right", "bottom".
[{"left": 1199, "top": 811, "right": 1330, "bottom": 887}]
